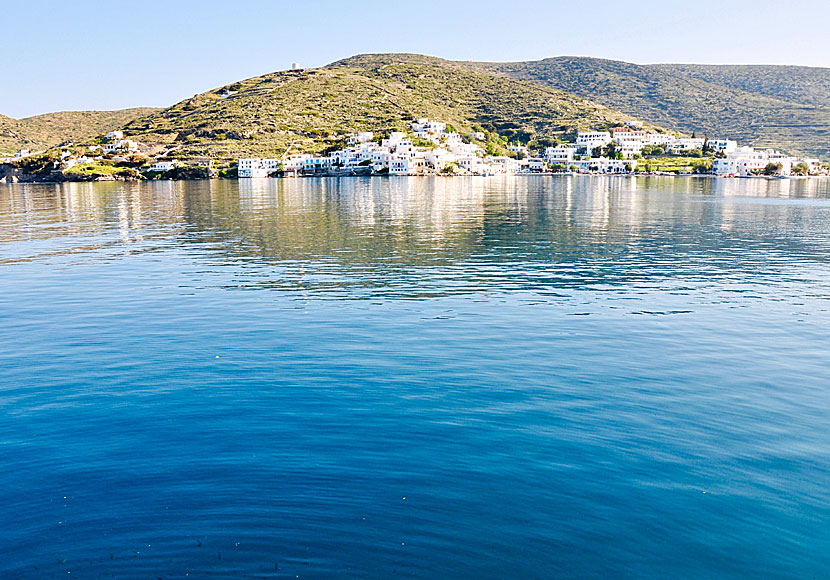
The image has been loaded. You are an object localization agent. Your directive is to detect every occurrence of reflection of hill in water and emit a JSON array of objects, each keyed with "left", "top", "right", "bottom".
[{"left": 2, "top": 177, "right": 829, "bottom": 298}]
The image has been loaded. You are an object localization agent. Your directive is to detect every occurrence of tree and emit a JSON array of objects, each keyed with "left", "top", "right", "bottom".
[
  {"left": 792, "top": 162, "right": 809, "bottom": 176},
  {"left": 692, "top": 159, "right": 713, "bottom": 174},
  {"left": 642, "top": 145, "right": 665, "bottom": 157},
  {"left": 601, "top": 141, "right": 621, "bottom": 159},
  {"left": 763, "top": 162, "right": 783, "bottom": 176}
]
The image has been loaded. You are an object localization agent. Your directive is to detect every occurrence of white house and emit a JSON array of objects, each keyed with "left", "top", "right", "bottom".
[
  {"left": 712, "top": 147, "right": 769, "bottom": 176},
  {"left": 238, "top": 158, "right": 281, "bottom": 178},
  {"left": 283, "top": 154, "right": 312, "bottom": 171},
  {"left": 425, "top": 148, "right": 456, "bottom": 172},
  {"left": 571, "top": 158, "right": 636, "bottom": 174},
  {"left": 347, "top": 132, "right": 374, "bottom": 146},
  {"left": 669, "top": 138, "right": 706, "bottom": 154},
  {"left": 389, "top": 156, "right": 412, "bottom": 175},
  {"left": 411, "top": 119, "right": 446, "bottom": 138},
  {"left": 508, "top": 145, "right": 529, "bottom": 158},
  {"left": 485, "top": 156, "right": 521, "bottom": 174},
  {"left": 149, "top": 161, "right": 176, "bottom": 173},
  {"left": 527, "top": 158, "right": 546, "bottom": 172},
  {"left": 103, "top": 140, "right": 138, "bottom": 154},
  {"left": 303, "top": 156, "right": 334, "bottom": 172},
  {"left": 708, "top": 139, "right": 737, "bottom": 154},
  {"left": 576, "top": 132, "right": 611, "bottom": 152},
  {"left": 544, "top": 146, "right": 576, "bottom": 165},
  {"left": 106, "top": 131, "right": 124, "bottom": 141},
  {"left": 457, "top": 156, "right": 485, "bottom": 175}
]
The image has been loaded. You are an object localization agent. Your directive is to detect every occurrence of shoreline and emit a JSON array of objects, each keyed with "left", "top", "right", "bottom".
[{"left": 1, "top": 173, "right": 827, "bottom": 186}]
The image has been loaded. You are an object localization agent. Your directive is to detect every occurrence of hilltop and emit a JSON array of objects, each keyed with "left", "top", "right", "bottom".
[
  {"left": 471, "top": 57, "right": 830, "bottom": 159},
  {"left": 117, "top": 54, "right": 663, "bottom": 161},
  {"left": 6, "top": 54, "right": 828, "bottom": 166},
  {"left": 0, "top": 108, "right": 160, "bottom": 155}
]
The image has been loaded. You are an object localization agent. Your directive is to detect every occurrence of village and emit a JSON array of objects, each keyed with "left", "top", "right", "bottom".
[
  {"left": 237, "top": 119, "right": 825, "bottom": 178},
  {"left": 3, "top": 118, "right": 826, "bottom": 182}
]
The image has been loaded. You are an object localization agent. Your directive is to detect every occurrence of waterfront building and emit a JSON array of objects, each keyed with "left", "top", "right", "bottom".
[
  {"left": 571, "top": 157, "right": 635, "bottom": 173},
  {"left": 713, "top": 147, "right": 773, "bottom": 176},
  {"left": 149, "top": 161, "right": 176, "bottom": 173},
  {"left": 238, "top": 158, "right": 279, "bottom": 178},
  {"left": 544, "top": 146, "right": 577, "bottom": 165}
]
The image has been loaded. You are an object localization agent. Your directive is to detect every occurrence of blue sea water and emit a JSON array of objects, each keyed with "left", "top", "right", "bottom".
[{"left": 0, "top": 176, "right": 829, "bottom": 580}]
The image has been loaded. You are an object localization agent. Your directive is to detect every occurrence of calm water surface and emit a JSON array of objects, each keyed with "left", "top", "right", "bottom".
[{"left": 1, "top": 176, "right": 829, "bottom": 579}]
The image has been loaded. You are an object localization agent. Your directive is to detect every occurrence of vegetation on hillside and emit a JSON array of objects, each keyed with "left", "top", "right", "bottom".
[
  {"left": 652, "top": 64, "right": 830, "bottom": 108},
  {"left": 0, "top": 108, "right": 160, "bottom": 155},
  {"left": 5, "top": 54, "right": 828, "bottom": 165},
  {"left": 473, "top": 56, "right": 830, "bottom": 159},
  {"left": 117, "top": 55, "right": 660, "bottom": 162}
]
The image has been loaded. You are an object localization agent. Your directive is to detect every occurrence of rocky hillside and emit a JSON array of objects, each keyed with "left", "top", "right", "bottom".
[
  {"left": 472, "top": 57, "right": 830, "bottom": 159},
  {"left": 118, "top": 54, "right": 665, "bottom": 161},
  {"left": 0, "top": 108, "right": 160, "bottom": 155}
]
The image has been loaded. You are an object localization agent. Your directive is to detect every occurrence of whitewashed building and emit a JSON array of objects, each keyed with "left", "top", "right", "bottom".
[
  {"left": 572, "top": 158, "right": 636, "bottom": 174},
  {"left": 669, "top": 138, "right": 706, "bottom": 154},
  {"left": 576, "top": 132, "right": 612, "bottom": 152},
  {"left": 238, "top": 158, "right": 281, "bottom": 178},
  {"left": 713, "top": 147, "right": 770, "bottom": 176},
  {"left": 708, "top": 139, "right": 738, "bottom": 154},
  {"left": 544, "top": 146, "right": 577, "bottom": 165},
  {"left": 527, "top": 158, "right": 546, "bottom": 172},
  {"left": 150, "top": 161, "right": 176, "bottom": 173},
  {"left": 103, "top": 140, "right": 138, "bottom": 154}
]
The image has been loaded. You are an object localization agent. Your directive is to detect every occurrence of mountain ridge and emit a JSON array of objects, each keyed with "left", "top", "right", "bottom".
[
  {"left": 4, "top": 54, "right": 828, "bottom": 160},
  {"left": 0, "top": 108, "right": 161, "bottom": 154},
  {"left": 470, "top": 56, "right": 830, "bottom": 158},
  {"left": 114, "top": 54, "right": 665, "bottom": 161}
]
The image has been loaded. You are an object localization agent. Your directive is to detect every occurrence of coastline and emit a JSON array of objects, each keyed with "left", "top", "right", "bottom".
[{"left": 1, "top": 172, "right": 826, "bottom": 186}]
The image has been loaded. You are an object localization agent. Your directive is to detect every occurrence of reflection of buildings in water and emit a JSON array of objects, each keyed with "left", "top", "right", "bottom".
[
  {"left": 3, "top": 176, "right": 830, "bottom": 272},
  {"left": 237, "top": 177, "right": 281, "bottom": 212},
  {"left": 236, "top": 177, "right": 494, "bottom": 244},
  {"left": 712, "top": 176, "right": 827, "bottom": 199}
]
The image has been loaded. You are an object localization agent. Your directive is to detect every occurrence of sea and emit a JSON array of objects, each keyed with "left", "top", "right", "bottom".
[{"left": 1, "top": 176, "right": 828, "bottom": 579}]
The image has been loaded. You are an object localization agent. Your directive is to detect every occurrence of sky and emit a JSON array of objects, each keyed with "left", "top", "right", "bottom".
[{"left": 4, "top": 0, "right": 829, "bottom": 118}]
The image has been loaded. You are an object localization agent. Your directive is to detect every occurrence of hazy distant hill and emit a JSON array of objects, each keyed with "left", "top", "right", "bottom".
[
  {"left": 118, "top": 54, "right": 664, "bottom": 160},
  {"left": 0, "top": 108, "right": 160, "bottom": 154},
  {"left": 473, "top": 57, "right": 830, "bottom": 159}
]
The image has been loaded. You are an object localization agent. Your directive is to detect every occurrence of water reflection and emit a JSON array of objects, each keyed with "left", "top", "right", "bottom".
[{"left": 2, "top": 177, "right": 830, "bottom": 299}]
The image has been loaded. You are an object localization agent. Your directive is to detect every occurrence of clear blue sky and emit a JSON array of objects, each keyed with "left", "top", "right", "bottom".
[{"left": 5, "top": 0, "right": 829, "bottom": 118}]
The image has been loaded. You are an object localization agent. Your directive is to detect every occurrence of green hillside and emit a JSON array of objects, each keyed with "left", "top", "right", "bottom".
[
  {"left": 0, "top": 108, "right": 160, "bottom": 155},
  {"left": 474, "top": 57, "right": 830, "bottom": 159},
  {"left": 652, "top": 64, "right": 830, "bottom": 108},
  {"left": 118, "top": 54, "right": 663, "bottom": 161}
]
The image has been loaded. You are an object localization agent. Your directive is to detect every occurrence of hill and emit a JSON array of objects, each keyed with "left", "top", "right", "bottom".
[
  {"left": 0, "top": 108, "right": 160, "bottom": 155},
  {"left": 472, "top": 57, "right": 830, "bottom": 159},
  {"left": 118, "top": 54, "right": 665, "bottom": 161},
  {"left": 651, "top": 64, "right": 830, "bottom": 108}
]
